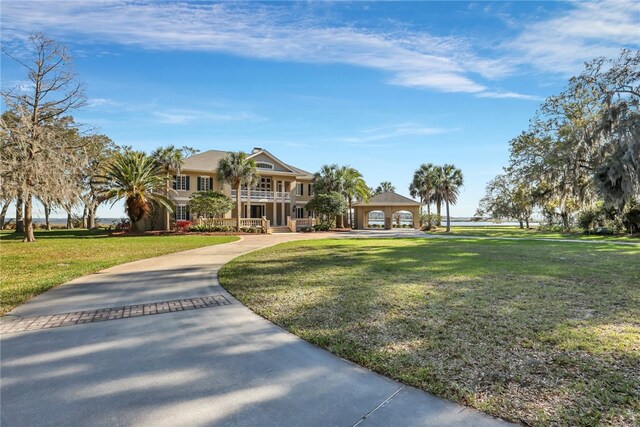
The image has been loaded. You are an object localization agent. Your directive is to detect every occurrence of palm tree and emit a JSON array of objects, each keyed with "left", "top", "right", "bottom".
[
  {"left": 151, "top": 145, "right": 194, "bottom": 231},
  {"left": 104, "top": 150, "right": 173, "bottom": 232},
  {"left": 313, "top": 164, "right": 344, "bottom": 194},
  {"left": 217, "top": 152, "right": 258, "bottom": 230},
  {"left": 375, "top": 181, "right": 395, "bottom": 194},
  {"left": 410, "top": 163, "right": 436, "bottom": 227},
  {"left": 341, "top": 166, "right": 370, "bottom": 228},
  {"left": 432, "top": 164, "right": 464, "bottom": 232}
]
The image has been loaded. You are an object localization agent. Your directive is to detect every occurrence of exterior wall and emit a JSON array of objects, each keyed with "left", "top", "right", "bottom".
[
  {"left": 158, "top": 154, "right": 313, "bottom": 230},
  {"left": 252, "top": 153, "right": 291, "bottom": 173}
]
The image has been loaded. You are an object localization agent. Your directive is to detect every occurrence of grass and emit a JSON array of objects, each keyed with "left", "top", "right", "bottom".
[
  {"left": 0, "top": 229, "right": 238, "bottom": 315},
  {"left": 426, "top": 225, "right": 638, "bottom": 242},
  {"left": 220, "top": 238, "right": 640, "bottom": 426}
]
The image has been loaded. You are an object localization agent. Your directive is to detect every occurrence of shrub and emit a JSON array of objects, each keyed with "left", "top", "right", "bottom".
[
  {"left": 299, "top": 226, "right": 314, "bottom": 233},
  {"left": 240, "top": 227, "right": 262, "bottom": 234},
  {"left": 313, "top": 222, "right": 331, "bottom": 232},
  {"left": 420, "top": 213, "right": 440, "bottom": 228},
  {"left": 189, "top": 225, "right": 209, "bottom": 232},
  {"left": 577, "top": 207, "right": 601, "bottom": 233},
  {"left": 622, "top": 205, "right": 640, "bottom": 234}
]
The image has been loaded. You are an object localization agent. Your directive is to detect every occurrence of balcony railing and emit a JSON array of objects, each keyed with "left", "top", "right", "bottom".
[{"left": 230, "top": 189, "right": 290, "bottom": 202}]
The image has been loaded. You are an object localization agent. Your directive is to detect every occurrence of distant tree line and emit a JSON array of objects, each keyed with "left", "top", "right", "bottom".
[{"left": 477, "top": 50, "right": 640, "bottom": 234}]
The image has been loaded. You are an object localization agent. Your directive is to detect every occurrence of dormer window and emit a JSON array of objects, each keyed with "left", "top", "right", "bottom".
[{"left": 256, "top": 162, "right": 274, "bottom": 170}]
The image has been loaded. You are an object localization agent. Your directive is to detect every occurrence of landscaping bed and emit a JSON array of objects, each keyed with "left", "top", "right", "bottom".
[{"left": 220, "top": 238, "right": 640, "bottom": 426}]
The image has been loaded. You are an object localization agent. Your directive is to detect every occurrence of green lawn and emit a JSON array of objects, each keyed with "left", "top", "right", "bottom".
[
  {"left": 220, "top": 238, "right": 640, "bottom": 426},
  {"left": 426, "top": 225, "right": 638, "bottom": 242},
  {"left": 0, "top": 229, "right": 238, "bottom": 315}
]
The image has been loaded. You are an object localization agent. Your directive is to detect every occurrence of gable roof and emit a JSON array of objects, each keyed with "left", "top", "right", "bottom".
[
  {"left": 180, "top": 150, "right": 231, "bottom": 172},
  {"left": 353, "top": 191, "right": 420, "bottom": 207},
  {"left": 178, "top": 148, "right": 314, "bottom": 180}
]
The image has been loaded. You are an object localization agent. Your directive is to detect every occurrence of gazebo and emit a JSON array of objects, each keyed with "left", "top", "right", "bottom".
[{"left": 353, "top": 192, "right": 421, "bottom": 230}]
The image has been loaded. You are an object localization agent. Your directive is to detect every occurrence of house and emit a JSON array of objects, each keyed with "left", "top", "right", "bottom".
[{"left": 166, "top": 148, "right": 315, "bottom": 229}]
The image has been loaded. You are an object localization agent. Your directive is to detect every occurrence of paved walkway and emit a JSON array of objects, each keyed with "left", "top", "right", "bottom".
[{"left": 1, "top": 233, "right": 511, "bottom": 426}]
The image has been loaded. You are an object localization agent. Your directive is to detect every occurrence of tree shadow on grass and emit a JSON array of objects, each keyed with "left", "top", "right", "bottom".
[{"left": 220, "top": 238, "right": 640, "bottom": 425}]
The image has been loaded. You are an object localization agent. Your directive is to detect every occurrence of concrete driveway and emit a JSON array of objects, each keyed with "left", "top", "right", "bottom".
[{"left": 1, "top": 234, "right": 512, "bottom": 426}]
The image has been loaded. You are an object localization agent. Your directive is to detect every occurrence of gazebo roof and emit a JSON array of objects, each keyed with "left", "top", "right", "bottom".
[{"left": 353, "top": 192, "right": 420, "bottom": 207}]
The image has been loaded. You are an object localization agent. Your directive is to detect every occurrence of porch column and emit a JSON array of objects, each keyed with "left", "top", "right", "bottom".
[
  {"left": 273, "top": 181, "right": 277, "bottom": 225},
  {"left": 247, "top": 187, "right": 251, "bottom": 218},
  {"left": 281, "top": 180, "right": 285, "bottom": 226}
]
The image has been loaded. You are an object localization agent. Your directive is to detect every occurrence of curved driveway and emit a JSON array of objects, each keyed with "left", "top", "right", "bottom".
[{"left": 1, "top": 233, "right": 511, "bottom": 426}]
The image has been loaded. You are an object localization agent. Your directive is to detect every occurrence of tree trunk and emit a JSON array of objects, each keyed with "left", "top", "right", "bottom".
[
  {"left": 88, "top": 202, "right": 97, "bottom": 229},
  {"left": 66, "top": 210, "right": 74, "bottom": 229},
  {"left": 445, "top": 200, "right": 451, "bottom": 232},
  {"left": 15, "top": 194, "right": 24, "bottom": 234},
  {"left": 23, "top": 193, "right": 35, "bottom": 242},
  {"left": 0, "top": 201, "right": 9, "bottom": 229},
  {"left": 525, "top": 218, "right": 530, "bottom": 229},
  {"left": 132, "top": 219, "right": 145, "bottom": 233},
  {"left": 436, "top": 201, "right": 442, "bottom": 226},
  {"left": 426, "top": 202, "right": 431, "bottom": 228},
  {"left": 518, "top": 219, "right": 524, "bottom": 229},
  {"left": 236, "top": 183, "right": 241, "bottom": 231},
  {"left": 82, "top": 204, "right": 88, "bottom": 229},
  {"left": 44, "top": 202, "right": 52, "bottom": 230},
  {"left": 348, "top": 198, "right": 353, "bottom": 228},
  {"left": 561, "top": 211, "right": 570, "bottom": 231}
]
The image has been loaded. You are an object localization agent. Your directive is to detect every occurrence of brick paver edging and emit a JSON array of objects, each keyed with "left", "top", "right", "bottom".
[{"left": 0, "top": 295, "right": 231, "bottom": 335}]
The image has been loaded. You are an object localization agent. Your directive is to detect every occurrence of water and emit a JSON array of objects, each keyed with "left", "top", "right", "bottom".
[{"left": 367, "top": 220, "right": 539, "bottom": 227}]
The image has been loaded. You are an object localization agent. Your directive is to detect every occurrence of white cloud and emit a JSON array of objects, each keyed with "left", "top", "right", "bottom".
[
  {"left": 476, "top": 91, "right": 543, "bottom": 101},
  {"left": 505, "top": 0, "right": 640, "bottom": 74},
  {"left": 151, "top": 109, "right": 256, "bottom": 125},
  {"left": 86, "top": 98, "right": 119, "bottom": 108},
  {"left": 0, "top": 1, "right": 496, "bottom": 94},
  {"left": 2, "top": 0, "right": 636, "bottom": 98},
  {"left": 340, "top": 124, "right": 453, "bottom": 144}
]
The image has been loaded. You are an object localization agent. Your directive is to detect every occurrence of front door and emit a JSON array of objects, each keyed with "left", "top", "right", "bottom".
[{"left": 250, "top": 205, "right": 265, "bottom": 218}]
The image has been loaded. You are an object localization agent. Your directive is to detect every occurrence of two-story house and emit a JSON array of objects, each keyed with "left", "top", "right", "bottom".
[{"left": 168, "top": 147, "right": 314, "bottom": 228}]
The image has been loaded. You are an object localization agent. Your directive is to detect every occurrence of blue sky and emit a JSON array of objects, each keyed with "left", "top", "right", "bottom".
[{"left": 2, "top": 1, "right": 639, "bottom": 219}]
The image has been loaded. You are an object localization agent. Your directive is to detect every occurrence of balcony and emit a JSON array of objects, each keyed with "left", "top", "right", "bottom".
[{"left": 230, "top": 189, "right": 290, "bottom": 202}]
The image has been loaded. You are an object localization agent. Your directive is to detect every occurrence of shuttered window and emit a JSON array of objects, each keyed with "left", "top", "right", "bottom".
[{"left": 174, "top": 175, "right": 188, "bottom": 191}]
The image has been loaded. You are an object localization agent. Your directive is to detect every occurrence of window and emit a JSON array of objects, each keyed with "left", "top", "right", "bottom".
[
  {"left": 174, "top": 175, "right": 188, "bottom": 191},
  {"left": 256, "top": 162, "right": 274, "bottom": 170},
  {"left": 257, "top": 177, "right": 271, "bottom": 191},
  {"left": 296, "top": 183, "right": 304, "bottom": 196},
  {"left": 198, "top": 176, "right": 211, "bottom": 191},
  {"left": 176, "top": 205, "right": 188, "bottom": 220},
  {"left": 308, "top": 184, "right": 313, "bottom": 196},
  {"left": 295, "top": 206, "right": 304, "bottom": 218}
]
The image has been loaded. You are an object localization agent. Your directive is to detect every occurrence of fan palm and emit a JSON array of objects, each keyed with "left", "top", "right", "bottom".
[
  {"left": 432, "top": 164, "right": 464, "bottom": 232},
  {"left": 104, "top": 150, "right": 173, "bottom": 232},
  {"left": 410, "top": 163, "right": 436, "bottom": 226},
  {"left": 217, "top": 152, "right": 258, "bottom": 230},
  {"left": 341, "top": 166, "right": 370, "bottom": 227},
  {"left": 151, "top": 145, "right": 192, "bottom": 231},
  {"left": 313, "top": 164, "right": 344, "bottom": 194},
  {"left": 375, "top": 181, "right": 395, "bottom": 195}
]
